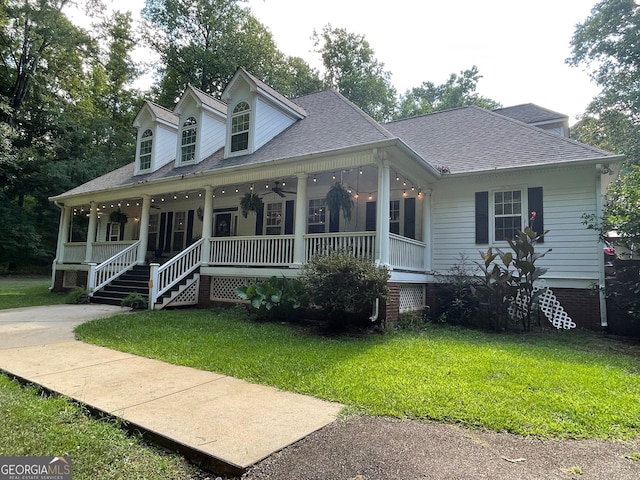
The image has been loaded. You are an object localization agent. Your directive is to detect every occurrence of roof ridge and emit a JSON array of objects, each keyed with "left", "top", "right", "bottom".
[
  {"left": 477, "top": 107, "right": 613, "bottom": 156},
  {"left": 326, "top": 89, "right": 397, "bottom": 139}
]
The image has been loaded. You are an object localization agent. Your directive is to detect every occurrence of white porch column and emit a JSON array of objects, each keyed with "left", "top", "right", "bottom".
[
  {"left": 376, "top": 161, "right": 391, "bottom": 265},
  {"left": 293, "top": 173, "right": 308, "bottom": 266},
  {"left": 201, "top": 186, "right": 214, "bottom": 264},
  {"left": 84, "top": 201, "right": 98, "bottom": 263},
  {"left": 137, "top": 195, "right": 151, "bottom": 263},
  {"left": 55, "top": 204, "right": 71, "bottom": 264},
  {"left": 422, "top": 188, "right": 433, "bottom": 271}
]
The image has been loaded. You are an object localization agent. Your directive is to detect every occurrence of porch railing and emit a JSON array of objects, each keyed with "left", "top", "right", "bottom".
[
  {"left": 304, "top": 232, "right": 376, "bottom": 262},
  {"left": 209, "top": 235, "right": 295, "bottom": 266},
  {"left": 63, "top": 241, "right": 137, "bottom": 264},
  {"left": 388, "top": 233, "right": 426, "bottom": 272},
  {"left": 150, "top": 238, "right": 203, "bottom": 306},
  {"left": 88, "top": 241, "right": 141, "bottom": 294}
]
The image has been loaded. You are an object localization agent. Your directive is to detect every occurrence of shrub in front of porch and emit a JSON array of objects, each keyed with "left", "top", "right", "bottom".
[
  {"left": 301, "top": 251, "right": 389, "bottom": 328},
  {"left": 235, "top": 276, "right": 307, "bottom": 321}
]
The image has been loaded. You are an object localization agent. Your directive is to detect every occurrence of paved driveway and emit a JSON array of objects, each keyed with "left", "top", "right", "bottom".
[{"left": 0, "top": 304, "right": 129, "bottom": 349}]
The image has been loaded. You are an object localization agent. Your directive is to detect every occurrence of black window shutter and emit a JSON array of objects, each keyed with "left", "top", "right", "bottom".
[
  {"left": 254, "top": 203, "right": 264, "bottom": 235},
  {"left": 527, "top": 187, "right": 544, "bottom": 243},
  {"left": 158, "top": 213, "right": 166, "bottom": 252},
  {"left": 329, "top": 211, "right": 340, "bottom": 233},
  {"left": 475, "top": 191, "right": 489, "bottom": 244},
  {"left": 365, "top": 201, "right": 376, "bottom": 231},
  {"left": 186, "top": 210, "right": 194, "bottom": 243},
  {"left": 119, "top": 224, "right": 124, "bottom": 241},
  {"left": 164, "top": 212, "right": 174, "bottom": 252},
  {"left": 106, "top": 223, "right": 111, "bottom": 241},
  {"left": 284, "top": 200, "right": 294, "bottom": 234},
  {"left": 404, "top": 197, "right": 416, "bottom": 239}
]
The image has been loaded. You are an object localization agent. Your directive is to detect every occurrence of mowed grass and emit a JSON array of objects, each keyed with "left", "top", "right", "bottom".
[
  {"left": 0, "top": 276, "right": 67, "bottom": 310},
  {"left": 0, "top": 375, "right": 203, "bottom": 479},
  {"left": 75, "top": 308, "right": 640, "bottom": 439}
]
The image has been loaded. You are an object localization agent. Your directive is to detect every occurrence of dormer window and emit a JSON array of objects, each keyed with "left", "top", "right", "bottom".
[
  {"left": 231, "top": 102, "right": 250, "bottom": 152},
  {"left": 180, "top": 116, "right": 197, "bottom": 163},
  {"left": 138, "top": 129, "right": 153, "bottom": 171}
]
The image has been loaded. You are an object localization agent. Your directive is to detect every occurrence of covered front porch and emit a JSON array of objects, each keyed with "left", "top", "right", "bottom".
[{"left": 51, "top": 151, "right": 436, "bottom": 310}]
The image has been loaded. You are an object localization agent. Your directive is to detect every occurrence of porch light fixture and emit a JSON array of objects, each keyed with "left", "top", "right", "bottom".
[
  {"left": 198, "top": 192, "right": 202, "bottom": 197},
  {"left": 312, "top": 176, "right": 317, "bottom": 182},
  {"left": 161, "top": 197, "right": 165, "bottom": 202},
  {"left": 396, "top": 172, "right": 400, "bottom": 181},
  {"left": 332, "top": 172, "right": 336, "bottom": 180},
  {"left": 185, "top": 194, "right": 189, "bottom": 199},
  {"left": 403, "top": 190, "right": 407, "bottom": 197},
  {"left": 250, "top": 184, "right": 254, "bottom": 191},
  {"left": 354, "top": 192, "right": 359, "bottom": 199},
  {"left": 411, "top": 185, "right": 415, "bottom": 191},
  {"left": 136, "top": 201, "right": 140, "bottom": 206},
  {"left": 110, "top": 204, "right": 114, "bottom": 208},
  {"left": 359, "top": 167, "right": 363, "bottom": 175},
  {"left": 221, "top": 188, "right": 225, "bottom": 194},
  {"left": 235, "top": 187, "right": 239, "bottom": 193},
  {"left": 403, "top": 180, "right": 407, "bottom": 187},
  {"left": 173, "top": 195, "right": 177, "bottom": 200},
  {"left": 102, "top": 204, "right": 106, "bottom": 209},
  {"left": 368, "top": 193, "right": 373, "bottom": 200},
  {"left": 151, "top": 198, "right": 154, "bottom": 203}
]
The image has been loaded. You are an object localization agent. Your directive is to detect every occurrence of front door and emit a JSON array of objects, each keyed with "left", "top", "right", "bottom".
[{"left": 215, "top": 213, "right": 231, "bottom": 237}]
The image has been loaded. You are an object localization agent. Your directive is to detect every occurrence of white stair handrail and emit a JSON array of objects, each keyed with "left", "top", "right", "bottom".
[
  {"left": 89, "top": 241, "right": 141, "bottom": 294},
  {"left": 149, "top": 239, "right": 203, "bottom": 307}
]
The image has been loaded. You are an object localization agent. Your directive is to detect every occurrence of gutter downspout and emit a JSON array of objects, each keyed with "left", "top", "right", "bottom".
[
  {"left": 369, "top": 298, "right": 379, "bottom": 323},
  {"left": 596, "top": 164, "right": 608, "bottom": 329}
]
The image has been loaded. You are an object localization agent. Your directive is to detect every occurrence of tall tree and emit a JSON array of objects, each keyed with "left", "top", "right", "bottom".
[
  {"left": 395, "top": 66, "right": 501, "bottom": 119},
  {"left": 141, "top": 0, "right": 318, "bottom": 104},
  {"left": 569, "top": 0, "right": 640, "bottom": 243},
  {"left": 313, "top": 24, "right": 397, "bottom": 122}
]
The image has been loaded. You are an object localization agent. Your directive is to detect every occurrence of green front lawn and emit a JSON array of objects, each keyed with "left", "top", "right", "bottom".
[
  {"left": 75, "top": 308, "right": 640, "bottom": 440},
  {"left": 0, "top": 375, "right": 203, "bottom": 479},
  {"left": 0, "top": 276, "right": 67, "bottom": 310}
]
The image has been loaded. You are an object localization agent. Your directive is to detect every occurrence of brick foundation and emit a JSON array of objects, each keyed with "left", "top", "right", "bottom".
[
  {"left": 425, "top": 283, "right": 603, "bottom": 331},
  {"left": 384, "top": 282, "right": 400, "bottom": 328},
  {"left": 197, "top": 275, "right": 212, "bottom": 308}
]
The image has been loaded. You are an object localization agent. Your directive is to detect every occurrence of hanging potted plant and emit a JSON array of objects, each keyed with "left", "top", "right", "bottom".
[
  {"left": 109, "top": 208, "right": 128, "bottom": 224},
  {"left": 324, "top": 182, "right": 354, "bottom": 222},
  {"left": 240, "top": 192, "right": 263, "bottom": 218}
]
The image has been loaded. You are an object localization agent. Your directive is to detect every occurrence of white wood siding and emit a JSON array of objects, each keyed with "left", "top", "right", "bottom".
[
  {"left": 154, "top": 124, "right": 177, "bottom": 171},
  {"left": 430, "top": 166, "right": 601, "bottom": 287},
  {"left": 200, "top": 113, "right": 225, "bottom": 159},
  {"left": 254, "top": 98, "right": 296, "bottom": 150}
]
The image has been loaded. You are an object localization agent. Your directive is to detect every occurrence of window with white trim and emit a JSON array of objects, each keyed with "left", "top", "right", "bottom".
[
  {"left": 265, "top": 202, "right": 282, "bottom": 235},
  {"left": 139, "top": 129, "right": 153, "bottom": 171},
  {"left": 493, "top": 190, "right": 523, "bottom": 241},
  {"left": 231, "top": 102, "right": 250, "bottom": 153},
  {"left": 389, "top": 200, "right": 400, "bottom": 234},
  {"left": 307, "top": 198, "right": 325, "bottom": 233},
  {"left": 180, "top": 117, "right": 197, "bottom": 163}
]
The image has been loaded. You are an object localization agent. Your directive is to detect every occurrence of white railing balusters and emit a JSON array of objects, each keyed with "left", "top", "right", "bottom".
[
  {"left": 149, "top": 238, "right": 203, "bottom": 307},
  {"left": 89, "top": 241, "right": 141, "bottom": 294},
  {"left": 388, "top": 233, "right": 426, "bottom": 272}
]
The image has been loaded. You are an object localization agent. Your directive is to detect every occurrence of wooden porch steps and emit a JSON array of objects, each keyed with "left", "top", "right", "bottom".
[{"left": 91, "top": 265, "right": 150, "bottom": 307}]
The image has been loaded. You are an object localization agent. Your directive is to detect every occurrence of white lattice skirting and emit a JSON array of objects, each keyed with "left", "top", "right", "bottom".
[
  {"left": 399, "top": 284, "right": 425, "bottom": 312},
  {"left": 508, "top": 281, "right": 576, "bottom": 330},
  {"left": 211, "top": 276, "right": 256, "bottom": 302}
]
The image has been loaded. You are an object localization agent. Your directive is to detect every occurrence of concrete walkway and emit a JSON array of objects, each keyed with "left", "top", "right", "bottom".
[{"left": 0, "top": 305, "right": 342, "bottom": 475}]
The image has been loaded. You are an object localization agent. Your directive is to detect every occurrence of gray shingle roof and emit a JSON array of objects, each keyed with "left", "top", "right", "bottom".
[
  {"left": 146, "top": 101, "right": 178, "bottom": 126},
  {"left": 189, "top": 85, "right": 227, "bottom": 115},
  {"left": 55, "top": 94, "right": 617, "bottom": 199},
  {"left": 493, "top": 103, "right": 567, "bottom": 124},
  {"left": 384, "top": 106, "right": 612, "bottom": 174},
  {"left": 239, "top": 67, "right": 307, "bottom": 118}
]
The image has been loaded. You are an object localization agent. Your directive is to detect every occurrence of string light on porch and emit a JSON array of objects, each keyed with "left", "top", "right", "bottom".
[
  {"left": 359, "top": 166, "right": 363, "bottom": 175},
  {"left": 332, "top": 172, "right": 336, "bottom": 180},
  {"left": 312, "top": 175, "right": 317, "bottom": 182},
  {"left": 368, "top": 193, "right": 373, "bottom": 200}
]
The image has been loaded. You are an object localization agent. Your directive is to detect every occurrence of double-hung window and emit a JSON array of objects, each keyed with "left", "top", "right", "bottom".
[
  {"left": 265, "top": 202, "right": 283, "bottom": 235},
  {"left": 493, "top": 190, "right": 522, "bottom": 242},
  {"left": 180, "top": 117, "right": 197, "bottom": 163},
  {"left": 139, "top": 129, "right": 153, "bottom": 171},
  {"left": 307, "top": 199, "right": 326, "bottom": 233},
  {"left": 231, "top": 102, "right": 250, "bottom": 153}
]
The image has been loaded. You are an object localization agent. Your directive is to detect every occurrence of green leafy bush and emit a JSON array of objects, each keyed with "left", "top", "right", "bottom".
[
  {"left": 301, "top": 251, "right": 389, "bottom": 327},
  {"left": 235, "top": 276, "right": 307, "bottom": 321},
  {"left": 65, "top": 286, "right": 89, "bottom": 304},
  {"left": 120, "top": 292, "right": 148, "bottom": 310}
]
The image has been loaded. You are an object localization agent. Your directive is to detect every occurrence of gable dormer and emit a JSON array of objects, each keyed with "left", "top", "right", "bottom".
[
  {"left": 132, "top": 101, "right": 179, "bottom": 175},
  {"left": 173, "top": 85, "right": 227, "bottom": 167},
  {"left": 221, "top": 68, "right": 307, "bottom": 158}
]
